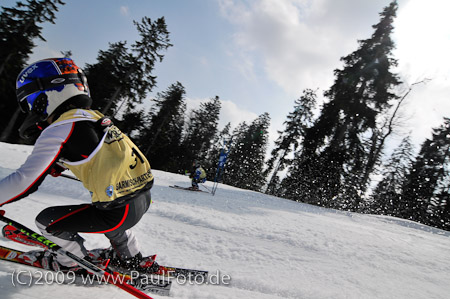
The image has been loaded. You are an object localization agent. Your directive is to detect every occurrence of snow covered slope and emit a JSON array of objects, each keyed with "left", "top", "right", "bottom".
[{"left": 0, "top": 142, "right": 449, "bottom": 299}]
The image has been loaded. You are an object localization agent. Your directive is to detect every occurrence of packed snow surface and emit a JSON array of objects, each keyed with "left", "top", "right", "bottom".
[{"left": 0, "top": 142, "right": 449, "bottom": 299}]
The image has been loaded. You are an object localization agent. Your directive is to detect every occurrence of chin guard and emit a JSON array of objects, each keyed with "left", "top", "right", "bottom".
[{"left": 18, "top": 113, "right": 48, "bottom": 141}]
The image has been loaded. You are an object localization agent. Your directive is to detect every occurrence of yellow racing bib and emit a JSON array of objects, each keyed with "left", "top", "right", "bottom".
[{"left": 54, "top": 109, "right": 153, "bottom": 204}]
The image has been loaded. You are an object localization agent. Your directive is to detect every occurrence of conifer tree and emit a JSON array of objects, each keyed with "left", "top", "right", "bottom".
[
  {"left": 370, "top": 136, "right": 414, "bottom": 215},
  {"left": 117, "top": 107, "right": 147, "bottom": 138},
  {"left": 179, "top": 96, "right": 221, "bottom": 172},
  {"left": 85, "top": 16, "right": 172, "bottom": 116},
  {"left": 138, "top": 82, "right": 186, "bottom": 172},
  {"left": 226, "top": 113, "right": 270, "bottom": 191},
  {"left": 400, "top": 118, "right": 450, "bottom": 229},
  {"left": 265, "top": 89, "right": 317, "bottom": 195},
  {"left": 85, "top": 41, "right": 133, "bottom": 115},
  {"left": 285, "top": 1, "right": 401, "bottom": 209},
  {"left": 204, "top": 123, "right": 232, "bottom": 181},
  {"left": 0, "top": 0, "right": 65, "bottom": 143}
]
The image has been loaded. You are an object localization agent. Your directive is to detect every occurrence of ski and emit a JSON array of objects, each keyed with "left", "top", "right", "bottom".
[
  {"left": 169, "top": 185, "right": 208, "bottom": 193},
  {"left": 2, "top": 224, "right": 47, "bottom": 248},
  {"left": 157, "top": 265, "right": 208, "bottom": 281},
  {"left": 109, "top": 260, "right": 209, "bottom": 282},
  {"left": 0, "top": 244, "right": 172, "bottom": 296},
  {"left": 0, "top": 211, "right": 156, "bottom": 299},
  {"left": 3, "top": 222, "right": 209, "bottom": 282}
]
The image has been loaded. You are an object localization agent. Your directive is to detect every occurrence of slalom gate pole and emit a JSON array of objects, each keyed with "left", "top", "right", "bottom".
[
  {"left": 0, "top": 210, "right": 154, "bottom": 299},
  {"left": 212, "top": 164, "right": 221, "bottom": 196},
  {"left": 211, "top": 167, "right": 225, "bottom": 196},
  {"left": 211, "top": 180, "right": 218, "bottom": 196}
]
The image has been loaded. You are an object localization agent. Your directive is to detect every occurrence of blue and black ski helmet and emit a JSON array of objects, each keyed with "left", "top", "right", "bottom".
[{"left": 16, "top": 57, "right": 89, "bottom": 119}]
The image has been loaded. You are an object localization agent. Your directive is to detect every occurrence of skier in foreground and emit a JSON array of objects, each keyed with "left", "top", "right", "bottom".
[{"left": 0, "top": 57, "right": 157, "bottom": 273}]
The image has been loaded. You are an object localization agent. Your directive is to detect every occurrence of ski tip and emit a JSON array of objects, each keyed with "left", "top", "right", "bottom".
[{"left": 0, "top": 210, "right": 5, "bottom": 216}]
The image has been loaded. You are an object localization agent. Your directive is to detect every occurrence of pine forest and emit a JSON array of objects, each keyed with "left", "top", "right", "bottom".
[{"left": 1, "top": 1, "right": 448, "bottom": 232}]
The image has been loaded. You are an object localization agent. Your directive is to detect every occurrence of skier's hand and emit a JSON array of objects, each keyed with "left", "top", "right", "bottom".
[{"left": 49, "top": 163, "right": 66, "bottom": 177}]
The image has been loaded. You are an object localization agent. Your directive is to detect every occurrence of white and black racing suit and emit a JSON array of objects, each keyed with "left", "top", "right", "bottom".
[{"left": 0, "top": 108, "right": 154, "bottom": 266}]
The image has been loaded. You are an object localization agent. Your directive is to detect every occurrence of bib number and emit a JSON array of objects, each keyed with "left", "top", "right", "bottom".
[{"left": 129, "top": 148, "right": 145, "bottom": 169}]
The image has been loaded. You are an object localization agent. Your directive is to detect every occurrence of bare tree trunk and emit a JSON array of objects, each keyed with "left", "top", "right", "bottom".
[
  {"left": 360, "top": 79, "right": 430, "bottom": 193},
  {"left": 101, "top": 86, "right": 122, "bottom": 115}
]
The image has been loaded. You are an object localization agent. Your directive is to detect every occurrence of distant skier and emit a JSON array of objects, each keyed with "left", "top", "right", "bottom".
[
  {"left": 189, "top": 161, "right": 207, "bottom": 190},
  {"left": 0, "top": 58, "right": 157, "bottom": 273}
]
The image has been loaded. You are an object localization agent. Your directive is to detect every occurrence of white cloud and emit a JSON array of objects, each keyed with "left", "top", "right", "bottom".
[
  {"left": 392, "top": 0, "right": 450, "bottom": 146},
  {"left": 218, "top": 0, "right": 396, "bottom": 154},
  {"left": 219, "top": 99, "right": 259, "bottom": 128},
  {"left": 185, "top": 97, "right": 258, "bottom": 130},
  {"left": 120, "top": 6, "right": 130, "bottom": 17},
  {"left": 219, "top": 0, "right": 389, "bottom": 96},
  {"left": 218, "top": 0, "right": 450, "bottom": 151},
  {"left": 394, "top": 0, "right": 450, "bottom": 83}
]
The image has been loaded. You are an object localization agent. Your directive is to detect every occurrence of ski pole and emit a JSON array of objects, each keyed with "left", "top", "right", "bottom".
[
  {"left": 0, "top": 210, "right": 154, "bottom": 299},
  {"left": 60, "top": 173, "right": 81, "bottom": 181},
  {"left": 200, "top": 184, "right": 212, "bottom": 193}
]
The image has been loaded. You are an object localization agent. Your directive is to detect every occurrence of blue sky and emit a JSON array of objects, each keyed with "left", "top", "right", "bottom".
[{"left": 5, "top": 0, "right": 450, "bottom": 156}]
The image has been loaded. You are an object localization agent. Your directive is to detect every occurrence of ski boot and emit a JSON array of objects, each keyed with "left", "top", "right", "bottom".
[
  {"left": 101, "top": 249, "right": 159, "bottom": 274},
  {"left": 92, "top": 248, "right": 159, "bottom": 274},
  {"left": 112, "top": 253, "right": 160, "bottom": 274}
]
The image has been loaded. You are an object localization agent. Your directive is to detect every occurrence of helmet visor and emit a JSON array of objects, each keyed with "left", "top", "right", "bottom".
[{"left": 18, "top": 91, "right": 44, "bottom": 113}]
